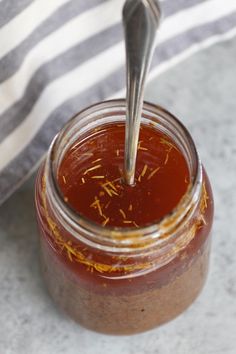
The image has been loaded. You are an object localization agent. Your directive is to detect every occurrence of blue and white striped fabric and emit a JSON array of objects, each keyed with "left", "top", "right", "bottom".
[{"left": 0, "top": 0, "right": 236, "bottom": 205}]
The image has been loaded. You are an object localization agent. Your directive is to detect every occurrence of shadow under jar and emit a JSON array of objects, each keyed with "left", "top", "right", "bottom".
[{"left": 35, "top": 100, "right": 214, "bottom": 335}]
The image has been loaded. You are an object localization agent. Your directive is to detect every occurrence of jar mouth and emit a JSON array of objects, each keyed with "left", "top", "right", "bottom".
[{"left": 45, "top": 99, "right": 202, "bottom": 249}]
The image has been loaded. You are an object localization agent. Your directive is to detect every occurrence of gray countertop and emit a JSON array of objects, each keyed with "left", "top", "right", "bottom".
[{"left": 1, "top": 36, "right": 236, "bottom": 354}]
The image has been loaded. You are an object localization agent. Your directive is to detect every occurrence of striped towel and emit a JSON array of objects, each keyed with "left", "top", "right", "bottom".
[{"left": 0, "top": 0, "right": 236, "bottom": 206}]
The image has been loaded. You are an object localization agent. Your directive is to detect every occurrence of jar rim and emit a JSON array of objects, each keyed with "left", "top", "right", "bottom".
[{"left": 45, "top": 99, "right": 202, "bottom": 249}]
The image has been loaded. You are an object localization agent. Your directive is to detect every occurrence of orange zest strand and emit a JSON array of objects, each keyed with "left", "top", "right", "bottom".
[
  {"left": 138, "top": 141, "right": 148, "bottom": 151},
  {"left": 90, "top": 196, "right": 103, "bottom": 217},
  {"left": 102, "top": 217, "right": 110, "bottom": 226},
  {"left": 92, "top": 158, "right": 102, "bottom": 164},
  {"left": 84, "top": 164, "right": 101, "bottom": 175},
  {"left": 138, "top": 164, "right": 148, "bottom": 182},
  {"left": 62, "top": 175, "right": 66, "bottom": 184},
  {"left": 147, "top": 167, "right": 160, "bottom": 180},
  {"left": 101, "top": 180, "right": 119, "bottom": 197},
  {"left": 91, "top": 176, "right": 105, "bottom": 179},
  {"left": 119, "top": 209, "right": 126, "bottom": 219}
]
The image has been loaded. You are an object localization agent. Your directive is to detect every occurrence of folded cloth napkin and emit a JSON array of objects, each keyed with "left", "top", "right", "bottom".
[{"left": 0, "top": 0, "right": 236, "bottom": 205}]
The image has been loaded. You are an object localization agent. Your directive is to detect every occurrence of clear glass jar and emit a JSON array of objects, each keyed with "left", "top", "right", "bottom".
[{"left": 35, "top": 100, "right": 214, "bottom": 335}]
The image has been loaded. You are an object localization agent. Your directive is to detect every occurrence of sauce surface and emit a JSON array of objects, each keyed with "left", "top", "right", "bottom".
[{"left": 58, "top": 122, "right": 190, "bottom": 227}]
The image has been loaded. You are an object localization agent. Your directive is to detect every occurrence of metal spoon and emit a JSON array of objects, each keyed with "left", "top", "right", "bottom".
[{"left": 123, "top": 0, "right": 161, "bottom": 185}]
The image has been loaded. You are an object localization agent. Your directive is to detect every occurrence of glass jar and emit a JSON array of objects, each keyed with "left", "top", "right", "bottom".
[{"left": 35, "top": 100, "right": 214, "bottom": 335}]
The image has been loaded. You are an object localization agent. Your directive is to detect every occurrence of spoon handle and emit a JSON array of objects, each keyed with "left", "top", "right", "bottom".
[{"left": 123, "top": 0, "right": 161, "bottom": 185}]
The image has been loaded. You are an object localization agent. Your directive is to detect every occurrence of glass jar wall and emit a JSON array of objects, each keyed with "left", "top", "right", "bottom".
[{"left": 35, "top": 100, "right": 214, "bottom": 334}]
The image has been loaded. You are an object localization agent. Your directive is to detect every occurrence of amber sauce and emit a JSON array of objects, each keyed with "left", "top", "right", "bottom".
[
  {"left": 39, "top": 121, "right": 213, "bottom": 295},
  {"left": 57, "top": 122, "right": 190, "bottom": 228}
]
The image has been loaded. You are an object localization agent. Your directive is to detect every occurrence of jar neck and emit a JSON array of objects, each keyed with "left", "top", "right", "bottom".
[{"left": 44, "top": 100, "right": 202, "bottom": 254}]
